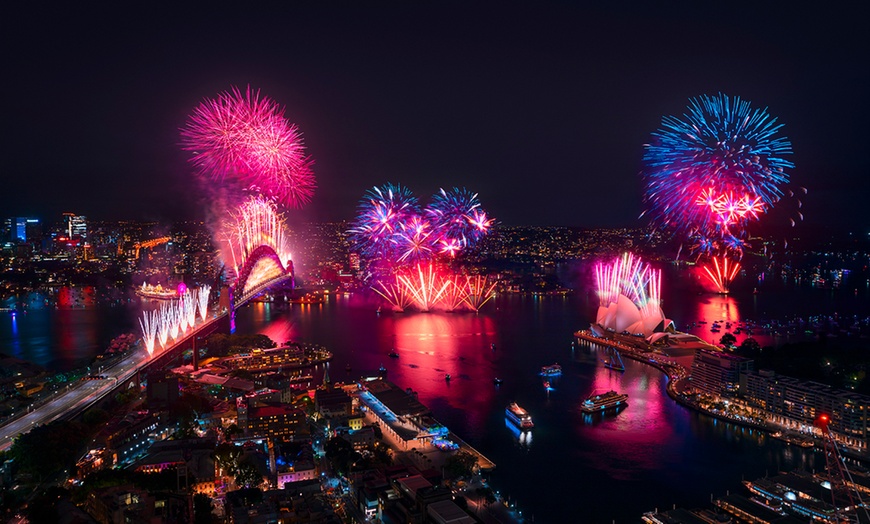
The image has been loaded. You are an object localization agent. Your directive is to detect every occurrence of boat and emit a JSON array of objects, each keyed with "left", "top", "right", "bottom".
[
  {"left": 445, "top": 373, "right": 451, "bottom": 381},
  {"left": 388, "top": 349, "right": 399, "bottom": 358},
  {"left": 493, "top": 377, "right": 503, "bottom": 386},
  {"left": 540, "top": 364, "right": 562, "bottom": 376},
  {"left": 135, "top": 282, "right": 178, "bottom": 301},
  {"left": 580, "top": 390, "right": 628, "bottom": 413},
  {"left": 601, "top": 347, "right": 625, "bottom": 372},
  {"left": 345, "top": 364, "right": 352, "bottom": 372},
  {"left": 506, "top": 402, "right": 534, "bottom": 429},
  {"left": 491, "top": 343, "right": 497, "bottom": 351},
  {"left": 771, "top": 431, "right": 814, "bottom": 448}
]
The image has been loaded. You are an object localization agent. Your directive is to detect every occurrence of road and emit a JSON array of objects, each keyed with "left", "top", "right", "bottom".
[
  {"left": 0, "top": 348, "right": 149, "bottom": 452},
  {"left": 0, "top": 314, "right": 222, "bottom": 452}
]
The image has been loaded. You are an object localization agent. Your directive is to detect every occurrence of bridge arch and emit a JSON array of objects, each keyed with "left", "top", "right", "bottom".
[{"left": 229, "top": 245, "right": 295, "bottom": 331}]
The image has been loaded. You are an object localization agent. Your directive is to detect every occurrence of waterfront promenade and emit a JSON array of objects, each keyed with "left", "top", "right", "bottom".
[{"left": 575, "top": 328, "right": 870, "bottom": 464}]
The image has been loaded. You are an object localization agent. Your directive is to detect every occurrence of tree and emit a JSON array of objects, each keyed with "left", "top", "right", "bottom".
[
  {"left": 443, "top": 451, "right": 477, "bottom": 479},
  {"left": 213, "top": 443, "right": 242, "bottom": 477},
  {"left": 719, "top": 332, "right": 737, "bottom": 348},
  {"left": 234, "top": 461, "right": 262, "bottom": 489},
  {"left": 737, "top": 337, "right": 762, "bottom": 357},
  {"left": 193, "top": 493, "right": 215, "bottom": 524},
  {"left": 11, "top": 420, "right": 90, "bottom": 480},
  {"left": 82, "top": 407, "right": 109, "bottom": 427}
]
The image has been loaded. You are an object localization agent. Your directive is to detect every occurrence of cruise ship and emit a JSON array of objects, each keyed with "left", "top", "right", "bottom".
[
  {"left": 505, "top": 402, "right": 534, "bottom": 429},
  {"left": 580, "top": 390, "right": 628, "bottom": 413},
  {"left": 540, "top": 364, "right": 562, "bottom": 376}
]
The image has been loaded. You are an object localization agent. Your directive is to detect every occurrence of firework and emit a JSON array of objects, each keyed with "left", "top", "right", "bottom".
[
  {"left": 183, "top": 290, "right": 198, "bottom": 330},
  {"left": 425, "top": 188, "right": 479, "bottom": 252},
  {"left": 139, "top": 309, "right": 159, "bottom": 356},
  {"left": 394, "top": 216, "right": 436, "bottom": 264},
  {"left": 701, "top": 256, "right": 741, "bottom": 294},
  {"left": 439, "top": 275, "right": 468, "bottom": 312},
  {"left": 198, "top": 285, "right": 211, "bottom": 321},
  {"left": 595, "top": 253, "right": 662, "bottom": 327},
  {"left": 373, "top": 277, "right": 416, "bottom": 312},
  {"left": 181, "top": 86, "right": 315, "bottom": 208},
  {"left": 396, "top": 263, "right": 451, "bottom": 312},
  {"left": 223, "top": 195, "right": 293, "bottom": 276},
  {"left": 462, "top": 274, "right": 497, "bottom": 312},
  {"left": 348, "top": 184, "right": 420, "bottom": 261},
  {"left": 642, "top": 93, "right": 793, "bottom": 259}
]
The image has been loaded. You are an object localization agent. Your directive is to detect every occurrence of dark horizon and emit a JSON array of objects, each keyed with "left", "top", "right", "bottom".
[{"left": 4, "top": 3, "right": 868, "bottom": 233}]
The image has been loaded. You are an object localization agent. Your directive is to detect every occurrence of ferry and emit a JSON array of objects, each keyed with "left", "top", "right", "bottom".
[
  {"left": 580, "top": 390, "right": 628, "bottom": 414},
  {"left": 135, "top": 283, "right": 178, "bottom": 301},
  {"left": 540, "top": 364, "right": 562, "bottom": 376},
  {"left": 505, "top": 402, "right": 534, "bottom": 429}
]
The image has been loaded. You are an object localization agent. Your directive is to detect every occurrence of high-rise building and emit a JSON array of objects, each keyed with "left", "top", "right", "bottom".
[
  {"left": 1, "top": 217, "right": 40, "bottom": 243},
  {"left": 63, "top": 213, "right": 87, "bottom": 239}
]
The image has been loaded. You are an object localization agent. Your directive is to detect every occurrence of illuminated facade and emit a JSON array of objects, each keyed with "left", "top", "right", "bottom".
[
  {"left": 64, "top": 212, "right": 88, "bottom": 239},
  {"left": 594, "top": 253, "right": 673, "bottom": 338}
]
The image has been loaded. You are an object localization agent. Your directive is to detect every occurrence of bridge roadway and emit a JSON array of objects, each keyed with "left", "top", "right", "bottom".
[
  {"left": 0, "top": 312, "right": 227, "bottom": 452},
  {"left": 0, "top": 271, "right": 291, "bottom": 453}
]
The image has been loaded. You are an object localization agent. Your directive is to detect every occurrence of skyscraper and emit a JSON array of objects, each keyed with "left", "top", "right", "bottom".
[{"left": 63, "top": 213, "right": 87, "bottom": 239}]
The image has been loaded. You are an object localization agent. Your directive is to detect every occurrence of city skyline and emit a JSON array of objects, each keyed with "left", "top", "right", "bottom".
[{"left": 4, "top": 3, "right": 868, "bottom": 233}]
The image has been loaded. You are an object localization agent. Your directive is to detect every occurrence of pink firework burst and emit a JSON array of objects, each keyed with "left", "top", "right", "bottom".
[{"left": 181, "top": 86, "right": 316, "bottom": 208}]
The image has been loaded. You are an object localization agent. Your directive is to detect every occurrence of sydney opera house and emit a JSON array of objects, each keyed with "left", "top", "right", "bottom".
[{"left": 590, "top": 253, "right": 675, "bottom": 343}]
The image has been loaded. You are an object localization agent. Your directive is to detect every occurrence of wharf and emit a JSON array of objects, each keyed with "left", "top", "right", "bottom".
[{"left": 449, "top": 431, "right": 496, "bottom": 472}]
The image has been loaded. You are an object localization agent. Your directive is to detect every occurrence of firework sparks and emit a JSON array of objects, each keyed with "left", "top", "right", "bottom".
[
  {"left": 139, "top": 309, "right": 159, "bottom": 356},
  {"left": 223, "top": 195, "right": 293, "bottom": 276},
  {"left": 642, "top": 93, "right": 793, "bottom": 259},
  {"left": 198, "top": 285, "right": 211, "bottom": 321},
  {"left": 181, "top": 86, "right": 316, "bottom": 208},
  {"left": 702, "top": 256, "right": 741, "bottom": 294}
]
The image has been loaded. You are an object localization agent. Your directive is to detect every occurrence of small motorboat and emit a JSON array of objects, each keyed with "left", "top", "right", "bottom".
[
  {"left": 388, "top": 349, "right": 399, "bottom": 358},
  {"left": 445, "top": 373, "right": 451, "bottom": 381},
  {"left": 493, "top": 377, "right": 503, "bottom": 386}
]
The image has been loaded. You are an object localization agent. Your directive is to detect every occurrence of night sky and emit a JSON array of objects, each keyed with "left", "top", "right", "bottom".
[{"left": 4, "top": 3, "right": 868, "bottom": 232}]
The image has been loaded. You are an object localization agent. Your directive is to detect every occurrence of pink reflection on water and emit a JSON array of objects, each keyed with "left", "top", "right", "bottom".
[
  {"left": 249, "top": 303, "right": 298, "bottom": 344},
  {"left": 379, "top": 312, "right": 498, "bottom": 431},
  {"left": 577, "top": 344, "right": 679, "bottom": 479},
  {"left": 685, "top": 294, "right": 776, "bottom": 347}
]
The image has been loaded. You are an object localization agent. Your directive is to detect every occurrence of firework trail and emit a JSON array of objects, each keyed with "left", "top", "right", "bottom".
[
  {"left": 139, "top": 309, "right": 159, "bottom": 356},
  {"left": 397, "top": 263, "right": 451, "bottom": 312},
  {"left": 222, "top": 195, "right": 293, "bottom": 275},
  {"left": 462, "top": 275, "right": 497, "bottom": 312},
  {"left": 641, "top": 93, "right": 794, "bottom": 259},
  {"left": 183, "top": 290, "right": 198, "bottom": 330},
  {"left": 702, "top": 256, "right": 741, "bottom": 294},
  {"left": 158, "top": 303, "right": 172, "bottom": 347},
  {"left": 181, "top": 86, "right": 315, "bottom": 208},
  {"left": 198, "top": 285, "right": 211, "bottom": 321},
  {"left": 373, "top": 277, "right": 416, "bottom": 312}
]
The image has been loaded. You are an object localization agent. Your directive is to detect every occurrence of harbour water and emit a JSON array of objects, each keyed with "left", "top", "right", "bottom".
[
  {"left": 3, "top": 268, "right": 869, "bottom": 521},
  {"left": 232, "top": 291, "right": 828, "bottom": 523}
]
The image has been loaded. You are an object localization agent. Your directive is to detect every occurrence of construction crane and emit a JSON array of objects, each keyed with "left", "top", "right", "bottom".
[
  {"left": 814, "top": 413, "right": 869, "bottom": 523},
  {"left": 133, "top": 236, "right": 171, "bottom": 258}
]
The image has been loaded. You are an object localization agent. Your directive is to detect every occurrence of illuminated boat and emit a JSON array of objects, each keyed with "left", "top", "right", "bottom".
[
  {"left": 540, "top": 364, "right": 562, "bottom": 376},
  {"left": 580, "top": 390, "right": 628, "bottom": 413},
  {"left": 135, "top": 283, "right": 178, "bottom": 300},
  {"left": 505, "top": 402, "right": 534, "bottom": 429}
]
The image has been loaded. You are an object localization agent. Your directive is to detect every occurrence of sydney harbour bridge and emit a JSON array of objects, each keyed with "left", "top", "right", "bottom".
[{"left": 0, "top": 221, "right": 295, "bottom": 452}]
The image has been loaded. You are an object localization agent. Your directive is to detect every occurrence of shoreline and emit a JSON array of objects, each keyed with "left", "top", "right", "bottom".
[{"left": 574, "top": 329, "right": 870, "bottom": 464}]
